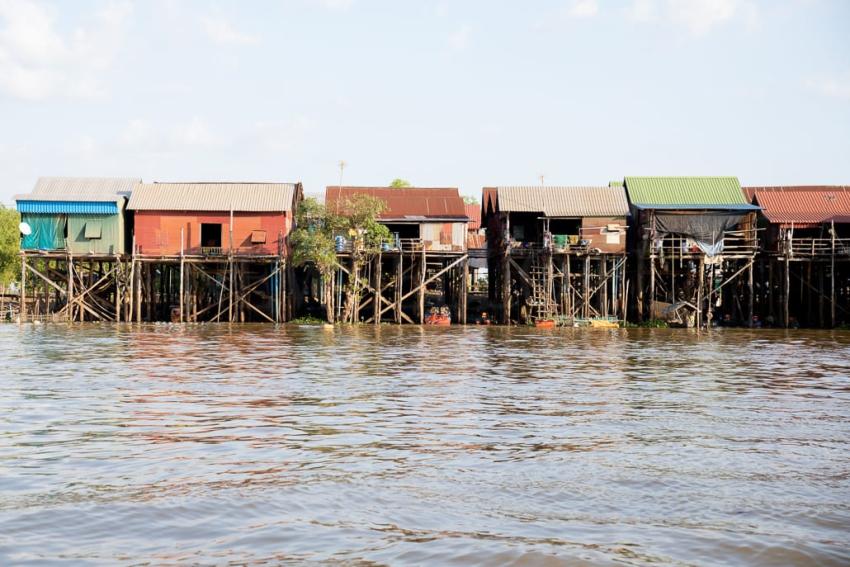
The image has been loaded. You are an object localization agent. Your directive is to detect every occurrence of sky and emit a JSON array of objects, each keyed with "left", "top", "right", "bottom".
[{"left": 0, "top": 0, "right": 848, "bottom": 204}]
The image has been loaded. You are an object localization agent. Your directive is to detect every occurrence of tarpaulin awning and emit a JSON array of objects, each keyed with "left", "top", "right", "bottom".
[{"left": 655, "top": 212, "right": 745, "bottom": 256}]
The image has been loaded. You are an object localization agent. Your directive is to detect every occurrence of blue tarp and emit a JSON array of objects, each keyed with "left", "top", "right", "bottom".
[
  {"left": 17, "top": 201, "right": 117, "bottom": 214},
  {"left": 20, "top": 214, "right": 65, "bottom": 250}
]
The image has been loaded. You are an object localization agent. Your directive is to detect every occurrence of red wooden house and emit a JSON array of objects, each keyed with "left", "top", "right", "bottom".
[{"left": 127, "top": 182, "right": 302, "bottom": 256}]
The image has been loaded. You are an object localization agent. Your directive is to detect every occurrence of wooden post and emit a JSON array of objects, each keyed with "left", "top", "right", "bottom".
[
  {"left": 583, "top": 255, "right": 591, "bottom": 319},
  {"left": 649, "top": 254, "right": 655, "bottom": 319},
  {"left": 20, "top": 255, "right": 26, "bottom": 323},
  {"left": 373, "top": 253, "right": 382, "bottom": 325},
  {"left": 179, "top": 228, "right": 185, "bottom": 323},
  {"left": 67, "top": 255, "right": 74, "bottom": 322},
  {"left": 831, "top": 221, "right": 836, "bottom": 327},
  {"left": 696, "top": 257, "right": 705, "bottom": 329},
  {"left": 748, "top": 259, "right": 754, "bottom": 328},
  {"left": 395, "top": 255, "right": 402, "bottom": 324},
  {"left": 784, "top": 256, "right": 790, "bottom": 328},
  {"left": 601, "top": 257, "right": 609, "bottom": 317},
  {"left": 501, "top": 251, "right": 511, "bottom": 324},
  {"left": 461, "top": 255, "right": 468, "bottom": 324},
  {"left": 114, "top": 257, "right": 121, "bottom": 322},
  {"left": 128, "top": 236, "right": 136, "bottom": 323},
  {"left": 418, "top": 249, "right": 426, "bottom": 324}
]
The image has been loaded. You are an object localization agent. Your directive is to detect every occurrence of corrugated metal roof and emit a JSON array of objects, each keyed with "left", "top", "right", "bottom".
[
  {"left": 325, "top": 187, "right": 467, "bottom": 220},
  {"left": 465, "top": 203, "right": 481, "bottom": 230},
  {"left": 488, "top": 186, "right": 629, "bottom": 217},
  {"left": 16, "top": 176, "right": 139, "bottom": 203},
  {"left": 625, "top": 176, "right": 750, "bottom": 208},
  {"left": 746, "top": 186, "right": 850, "bottom": 227},
  {"left": 17, "top": 201, "right": 119, "bottom": 214},
  {"left": 128, "top": 182, "right": 297, "bottom": 212}
]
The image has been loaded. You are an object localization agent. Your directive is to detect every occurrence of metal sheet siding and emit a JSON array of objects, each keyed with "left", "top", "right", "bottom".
[
  {"left": 128, "top": 183, "right": 297, "bottom": 212},
  {"left": 17, "top": 201, "right": 119, "bottom": 214},
  {"left": 325, "top": 187, "right": 468, "bottom": 219},
  {"left": 493, "top": 186, "right": 629, "bottom": 217},
  {"left": 67, "top": 213, "right": 124, "bottom": 255},
  {"left": 134, "top": 211, "right": 288, "bottom": 256},
  {"left": 624, "top": 176, "right": 749, "bottom": 207},
  {"left": 747, "top": 186, "right": 850, "bottom": 227}
]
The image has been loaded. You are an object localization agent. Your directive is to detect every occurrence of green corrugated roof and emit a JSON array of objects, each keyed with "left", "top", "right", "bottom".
[
  {"left": 609, "top": 180, "right": 624, "bottom": 187},
  {"left": 625, "top": 176, "right": 748, "bottom": 207}
]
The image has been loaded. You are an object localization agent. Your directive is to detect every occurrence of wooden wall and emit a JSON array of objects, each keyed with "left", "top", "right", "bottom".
[
  {"left": 134, "top": 211, "right": 291, "bottom": 256},
  {"left": 581, "top": 216, "right": 628, "bottom": 254}
]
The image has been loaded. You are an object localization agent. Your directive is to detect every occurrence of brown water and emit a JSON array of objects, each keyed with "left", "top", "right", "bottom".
[{"left": 0, "top": 325, "right": 848, "bottom": 566}]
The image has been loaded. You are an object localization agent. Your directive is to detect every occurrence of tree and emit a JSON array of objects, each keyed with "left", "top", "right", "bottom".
[
  {"left": 0, "top": 206, "right": 20, "bottom": 285},
  {"left": 389, "top": 178, "right": 411, "bottom": 188},
  {"left": 289, "top": 195, "right": 390, "bottom": 322},
  {"left": 463, "top": 196, "right": 479, "bottom": 205}
]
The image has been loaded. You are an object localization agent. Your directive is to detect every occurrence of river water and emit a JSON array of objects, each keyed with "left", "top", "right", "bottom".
[{"left": 0, "top": 324, "right": 848, "bottom": 566}]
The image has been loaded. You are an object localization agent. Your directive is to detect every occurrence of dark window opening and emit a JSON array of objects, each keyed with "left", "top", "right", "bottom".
[
  {"left": 384, "top": 223, "right": 420, "bottom": 239},
  {"left": 201, "top": 223, "right": 222, "bottom": 248},
  {"left": 508, "top": 212, "right": 542, "bottom": 243},
  {"left": 548, "top": 219, "right": 582, "bottom": 236}
]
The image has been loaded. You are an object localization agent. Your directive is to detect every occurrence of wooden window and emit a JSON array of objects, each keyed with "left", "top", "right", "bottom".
[
  {"left": 85, "top": 221, "right": 102, "bottom": 239},
  {"left": 251, "top": 230, "right": 267, "bottom": 244}
]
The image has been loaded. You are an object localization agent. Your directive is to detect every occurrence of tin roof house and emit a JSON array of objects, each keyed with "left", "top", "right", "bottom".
[
  {"left": 745, "top": 185, "right": 850, "bottom": 328},
  {"left": 126, "top": 182, "right": 302, "bottom": 324},
  {"left": 323, "top": 186, "right": 471, "bottom": 324},
  {"left": 482, "top": 185, "right": 630, "bottom": 325},
  {"left": 128, "top": 182, "right": 302, "bottom": 257},
  {"left": 15, "top": 177, "right": 139, "bottom": 255},
  {"left": 624, "top": 176, "right": 759, "bottom": 326}
]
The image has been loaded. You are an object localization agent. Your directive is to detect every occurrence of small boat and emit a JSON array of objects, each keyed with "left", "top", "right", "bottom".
[
  {"left": 425, "top": 307, "right": 451, "bottom": 326},
  {"left": 534, "top": 319, "right": 557, "bottom": 328},
  {"left": 589, "top": 318, "right": 619, "bottom": 328}
]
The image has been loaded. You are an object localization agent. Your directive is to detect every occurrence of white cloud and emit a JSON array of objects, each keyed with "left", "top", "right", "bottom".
[
  {"left": 666, "top": 0, "right": 738, "bottom": 36},
  {"left": 0, "top": 0, "right": 132, "bottom": 100},
  {"left": 627, "top": 0, "right": 657, "bottom": 22},
  {"left": 120, "top": 117, "right": 224, "bottom": 155},
  {"left": 805, "top": 76, "right": 850, "bottom": 101},
  {"left": 314, "top": 0, "right": 354, "bottom": 11},
  {"left": 627, "top": 0, "right": 758, "bottom": 36},
  {"left": 448, "top": 24, "right": 471, "bottom": 51},
  {"left": 567, "top": 0, "right": 598, "bottom": 18},
  {"left": 202, "top": 12, "right": 259, "bottom": 45}
]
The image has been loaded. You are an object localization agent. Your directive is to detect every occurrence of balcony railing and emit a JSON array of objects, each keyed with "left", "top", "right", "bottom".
[
  {"left": 785, "top": 237, "right": 850, "bottom": 258},
  {"left": 654, "top": 229, "right": 759, "bottom": 257}
]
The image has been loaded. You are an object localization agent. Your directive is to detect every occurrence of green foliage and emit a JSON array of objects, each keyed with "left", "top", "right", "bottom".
[
  {"left": 290, "top": 197, "right": 339, "bottom": 276},
  {"left": 463, "top": 196, "right": 479, "bottom": 205},
  {"left": 340, "top": 194, "right": 391, "bottom": 253},
  {"left": 290, "top": 195, "right": 391, "bottom": 275},
  {"left": 636, "top": 319, "right": 669, "bottom": 328},
  {"left": 389, "top": 178, "right": 411, "bottom": 188},
  {"left": 0, "top": 206, "right": 20, "bottom": 285}
]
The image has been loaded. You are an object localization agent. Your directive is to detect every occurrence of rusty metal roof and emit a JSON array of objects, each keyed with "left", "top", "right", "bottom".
[
  {"left": 746, "top": 186, "right": 850, "bottom": 227},
  {"left": 465, "top": 203, "right": 481, "bottom": 230},
  {"left": 325, "top": 186, "right": 468, "bottom": 220},
  {"left": 15, "top": 176, "right": 140, "bottom": 202},
  {"left": 483, "top": 186, "right": 629, "bottom": 217},
  {"left": 128, "top": 182, "right": 298, "bottom": 212}
]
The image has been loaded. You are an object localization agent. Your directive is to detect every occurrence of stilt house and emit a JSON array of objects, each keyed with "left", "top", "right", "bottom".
[
  {"left": 482, "top": 185, "right": 630, "bottom": 324},
  {"left": 16, "top": 177, "right": 138, "bottom": 255},
  {"left": 625, "top": 176, "right": 759, "bottom": 327},
  {"left": 324, "top": 186, "right": 470, "bottom": 324},
  {"left": 746, "top": 185, "right": 850, "bottom": 327},
  {"left": 127, "top": 182, "right": 302, "bottom": 323},
  {"left": 14, "top": 177, "right": 139, "bottom": 323}
]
